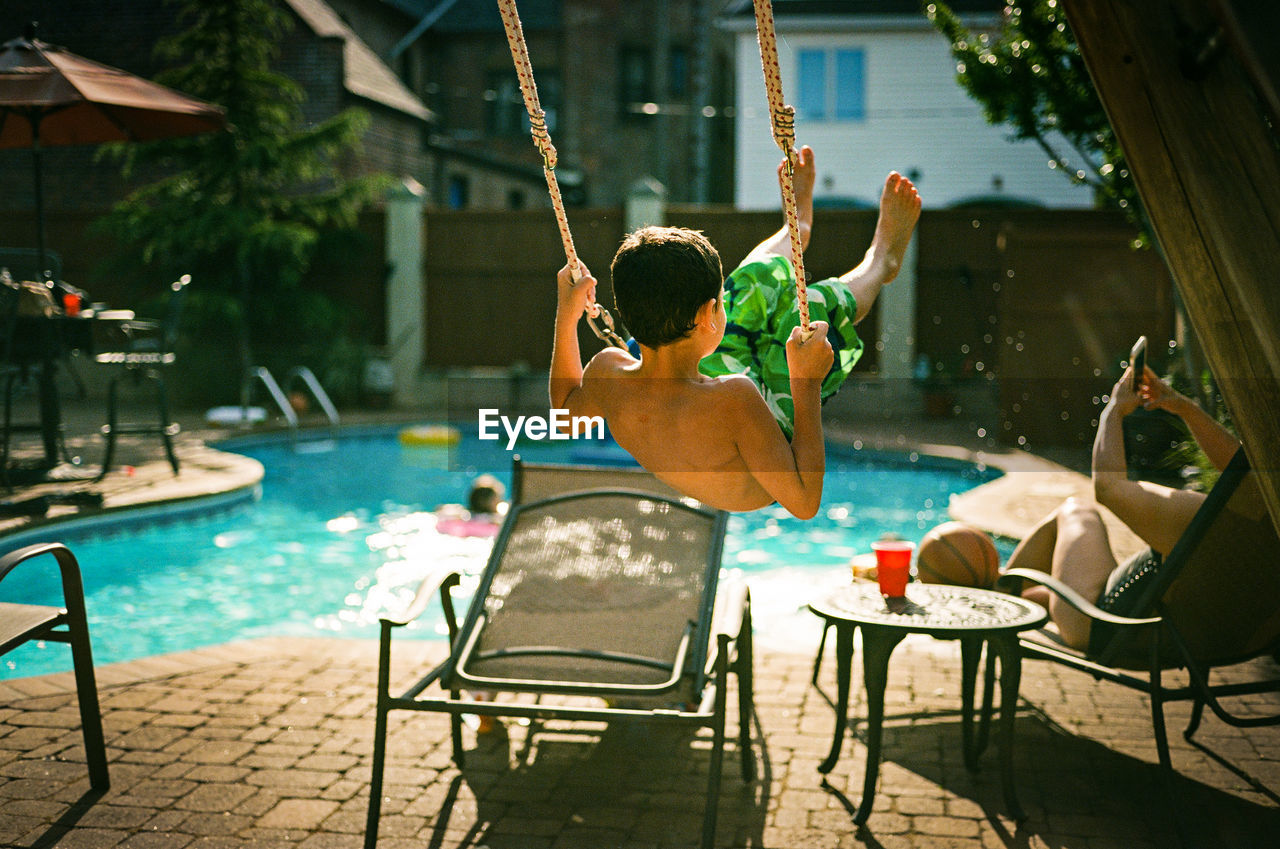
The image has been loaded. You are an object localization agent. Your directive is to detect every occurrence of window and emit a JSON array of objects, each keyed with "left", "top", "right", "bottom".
[
  {"left": 487, "top": 71, "right": 560, "bottom": 138},
  {"left": 447, "top": 175, "right": 469, "bottom": 210},
  {"left": 796, "top": 48, "right": 866, "bottom": 122},
  {"left": 619, "top": 45, "right": 652, "bottom": 118},
  {"left": 669, "top": 45, "right": 689, "bottom": 98},
  {"left": 619, "top": 45, "right": 690, "bottom": 118}
]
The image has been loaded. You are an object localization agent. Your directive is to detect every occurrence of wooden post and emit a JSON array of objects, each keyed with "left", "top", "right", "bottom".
[{"left": 1065, "top": 0, "right": 1280, "bottom": 529}]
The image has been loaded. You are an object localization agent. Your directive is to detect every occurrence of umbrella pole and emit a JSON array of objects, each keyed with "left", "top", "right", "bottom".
[{"left": 31, "top": 120, "right": 48, "bottom": 280}]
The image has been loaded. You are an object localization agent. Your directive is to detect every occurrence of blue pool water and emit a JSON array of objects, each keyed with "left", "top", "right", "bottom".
[{"left": 1, "top": 428, "right": 1001, "bottom": 679}]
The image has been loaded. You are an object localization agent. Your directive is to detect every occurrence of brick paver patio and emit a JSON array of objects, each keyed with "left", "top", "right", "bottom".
[
  {"left": 2, "top": 633, "right": 1277, "bottom": 848},
  {"left": 1, "top": 397, "right": 1277, "bottom": 847}
]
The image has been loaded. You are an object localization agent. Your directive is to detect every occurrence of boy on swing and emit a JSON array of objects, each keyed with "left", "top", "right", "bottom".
[{"left": 550, "top": 146, "right": 921, "bottom": 518}]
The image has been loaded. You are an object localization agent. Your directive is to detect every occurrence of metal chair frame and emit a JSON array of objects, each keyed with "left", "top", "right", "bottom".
[
  {"left": 0, "top": 542, "right": 109, "bottom": 790},
  {"left": 365, "top": 480, "right": 754, "bottom": 849}
]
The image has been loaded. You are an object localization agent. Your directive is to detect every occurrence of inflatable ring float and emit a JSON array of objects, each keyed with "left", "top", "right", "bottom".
[{"left": 399, "top": 424, "right": 461, "bottom": 446}]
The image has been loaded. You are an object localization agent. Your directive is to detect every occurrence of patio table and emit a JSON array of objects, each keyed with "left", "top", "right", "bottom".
[
  {"left": 6, "top": 311, "right": 141, "bottom": 480},
  {"left": 809, "top": 581, "right": 1047, "bottom": 823}
]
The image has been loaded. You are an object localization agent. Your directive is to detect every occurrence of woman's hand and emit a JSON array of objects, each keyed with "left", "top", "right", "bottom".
[
  {"left": 1107, "top": 364, "right": 1145, "bottom": 417},
  {"left": 1137, "top": 366, "right": 1190, "bottom": 414}
]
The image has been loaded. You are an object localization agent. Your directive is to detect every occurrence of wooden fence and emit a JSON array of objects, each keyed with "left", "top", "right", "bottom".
[{"left": 1, "top": 205, "right": 1172, "bottom": 446}]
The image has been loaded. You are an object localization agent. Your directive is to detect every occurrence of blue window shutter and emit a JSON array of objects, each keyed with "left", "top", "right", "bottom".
[
  {"left": 797, "top": 50, "right": 827, "bottom": 121},
  {"left": 834, "top": 49, "right": 866, "bottom": 120}
]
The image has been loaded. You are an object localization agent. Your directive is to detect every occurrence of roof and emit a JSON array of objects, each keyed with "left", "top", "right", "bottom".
[
  {"left": 723, "top": 0, "right": 1001, "bottom": 15},
  {"left": 721, "top": 0, "right": 998, "bottom": 24},
  {"left": 380, "top": 0, "right": 559, "bottom": 34},
  {"left": 285, "top": 0, "right": 433, "bottom": 121}
]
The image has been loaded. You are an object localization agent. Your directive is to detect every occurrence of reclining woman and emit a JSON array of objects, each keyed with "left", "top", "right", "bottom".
[{"left": 1005, "top": 363, "right": 1241, "bottom": 651}]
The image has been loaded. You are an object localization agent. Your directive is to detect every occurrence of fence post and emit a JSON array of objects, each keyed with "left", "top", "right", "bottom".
[
  {"left": 625, "top": 177, "right": 667, "bottom": 233},
  {"left": 385, "top": 178, "right": 426, "bottom": 407},
  {"left": 878, "top": 232, "right": 918, "bottom": 389}
]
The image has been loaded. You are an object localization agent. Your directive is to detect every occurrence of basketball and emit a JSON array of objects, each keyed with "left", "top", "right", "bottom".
[{"left": 916, "top": 522, "right": 1001, "bottom": 589}]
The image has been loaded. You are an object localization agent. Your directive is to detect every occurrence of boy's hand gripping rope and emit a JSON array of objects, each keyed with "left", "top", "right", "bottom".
[
  {"left": 497, "top": 0, "right": 627, "bottom": 350},
  {"left": 752, "top": 0, "right": 811, "bottom": 338}
]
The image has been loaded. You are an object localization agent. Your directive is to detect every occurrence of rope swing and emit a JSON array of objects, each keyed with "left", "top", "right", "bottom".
[
  {"left": 497, "top": 0, "right": 627, "bottom": 349},
  {"left": 751, "top": 0, "right": 811, "bottom": 335}
]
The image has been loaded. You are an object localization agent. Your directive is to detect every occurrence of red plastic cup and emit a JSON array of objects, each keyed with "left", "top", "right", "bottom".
[
  {"left": 872, "top": 540, "right": 915, "bottom": 597},
  {"left": 62, "top": 293, "right": 81, "bottom": 316}
]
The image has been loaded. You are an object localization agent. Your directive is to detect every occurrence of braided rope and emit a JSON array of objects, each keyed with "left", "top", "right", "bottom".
[
  {"left": 752, "top": 0, "right": 810, "bottom": 333},
  {"left": 497, "top": 0, "right": 626, "bottom": 349}
]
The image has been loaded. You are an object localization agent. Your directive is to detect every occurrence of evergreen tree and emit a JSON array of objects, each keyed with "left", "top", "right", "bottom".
[
  {"left": 99, "top": 0, "right": 384, "bottom": 376},
  {"left": 924, "top": 0, "right": 1151, "bottom": 242}
]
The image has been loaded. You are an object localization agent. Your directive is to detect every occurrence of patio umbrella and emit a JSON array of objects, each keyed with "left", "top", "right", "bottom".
[{"left": 0, "top": 23, "right": 226, "bottom": 276}]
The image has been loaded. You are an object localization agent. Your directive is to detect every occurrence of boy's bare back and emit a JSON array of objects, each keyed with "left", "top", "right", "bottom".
[{"left": 573, "top": 346, "right": 824, "bottom": 513}]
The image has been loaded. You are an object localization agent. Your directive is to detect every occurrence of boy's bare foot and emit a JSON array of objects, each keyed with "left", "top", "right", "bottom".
[{"left": 864, "top": 172, "right": 922, "bottom": 284}]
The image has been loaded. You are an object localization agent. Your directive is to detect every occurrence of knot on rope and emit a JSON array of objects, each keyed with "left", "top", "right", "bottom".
[
  {"left": 529, "top": 110, "right": 557, "bottom": 169},
  {"left": 771, "top": 103, "right": 796, "bottom": 146}
]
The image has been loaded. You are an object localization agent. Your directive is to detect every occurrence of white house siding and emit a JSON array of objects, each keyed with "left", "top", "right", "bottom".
[{"left": 733, "top": 22, "right": 1093, "bottom": 210}]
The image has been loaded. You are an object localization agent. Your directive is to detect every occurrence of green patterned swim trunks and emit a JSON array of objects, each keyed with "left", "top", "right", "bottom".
[{"left": 699, "top": 255, "right": 862, "bottom": 438}]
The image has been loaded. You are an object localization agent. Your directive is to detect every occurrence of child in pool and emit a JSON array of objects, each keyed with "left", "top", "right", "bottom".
[
  {"left": 550, "top": 146, "right": 921, "bottom": 518},
  {"left": 435, "top": 474, "right": 507, "bottom": 538}
]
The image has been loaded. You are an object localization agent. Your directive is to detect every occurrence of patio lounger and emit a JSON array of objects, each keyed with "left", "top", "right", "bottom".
[
  {"left": 364, "top": 486, "right": 754, "bottom": 849},
  {"left": 987, "top": 448, "right": 1280, "bottom": 808},
  {"left": 0, "top": 542, "right": 109, "bottom": 790}
]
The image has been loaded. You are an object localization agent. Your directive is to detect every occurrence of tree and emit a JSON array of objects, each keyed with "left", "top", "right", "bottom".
[
  {"left": 98, "top": 0, "right": 385, "bottom": 384},
  {"left": 925, "top": 1, "right": 1230, "bottom": 468},
  {"left": 924, "top": 0, "right": 1151, "bottom": 242}
]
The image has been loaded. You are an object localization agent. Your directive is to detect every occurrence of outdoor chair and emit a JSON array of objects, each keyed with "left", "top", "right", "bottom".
[
  {"left": 95, "top": 274, "right": 190, "bottom": 477},
  {"left": 0, "top": 247, "right": 62, "bottom": 284},
  {"left": 510, "top": 453, "right": 687, "bottom": 504},
  {"left": 365, "top": 485, "right": 755, "bottom": 849},
  {"left": 0, "top": 542, "right": 109, "bottom": 790},
  {"left": 988, "top": 447, "right": 1280, "bottom": 806}
]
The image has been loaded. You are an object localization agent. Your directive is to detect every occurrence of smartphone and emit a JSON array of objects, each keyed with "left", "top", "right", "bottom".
[{"left": 1130, "top": 335, "right": 1147, "bottom": 392}]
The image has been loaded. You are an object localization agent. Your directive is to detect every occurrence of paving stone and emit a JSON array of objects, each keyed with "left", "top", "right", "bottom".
[
  {"left": 256, "top": 799, "right": 340, "bottom": 830},
  {"left": 174, "top": 783, "right": 257, "bottom": 813}
]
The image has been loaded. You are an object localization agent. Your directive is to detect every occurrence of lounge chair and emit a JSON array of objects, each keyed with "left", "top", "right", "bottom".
[
  {"left": 510, "top": 453, "right": 686, "bottom": 503},
  {"left": 364, "top": 480, "right": 754, "bottom": 849},
  {"left": 0, "top": 542, "right": 109, "bottom": 790},
  {"left": 989, "top": 447, "right": 1280, "bottom": 801}
]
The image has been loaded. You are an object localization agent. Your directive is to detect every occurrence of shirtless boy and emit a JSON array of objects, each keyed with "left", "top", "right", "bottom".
[{"left": 550, "top": 146, "right": 921, "bottom": 518}]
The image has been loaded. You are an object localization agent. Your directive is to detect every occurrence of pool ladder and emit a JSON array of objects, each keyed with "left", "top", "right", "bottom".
[{"left": 241, "top": 366, "right": 340, "bottom": 445}]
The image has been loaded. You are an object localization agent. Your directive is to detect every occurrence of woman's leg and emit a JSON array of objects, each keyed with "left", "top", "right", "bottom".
[
  {"left": 1046, "top": 498, "right": 1120, "bottom": 650},
  {"left": 1097, "top": 477, "right": 1205, "bottom": 558},
  {"left": 1003, "top": 504, "right": 1063, "bottom": 610}
]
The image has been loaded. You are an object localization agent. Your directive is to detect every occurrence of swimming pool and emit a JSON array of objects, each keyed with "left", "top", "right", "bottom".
[{"left": 1, "top": 428, "right": 1001, "bottom": 679}]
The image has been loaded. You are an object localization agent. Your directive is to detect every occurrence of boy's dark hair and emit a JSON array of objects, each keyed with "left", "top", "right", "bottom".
[{"left": 610, "top": 226, "right": 723, "bottom": 347}]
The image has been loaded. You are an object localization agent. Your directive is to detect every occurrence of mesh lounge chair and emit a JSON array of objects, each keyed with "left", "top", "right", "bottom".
[
  {"left": 510, "top": 453, "right": 687, "bottom": 503},
  {"left": 364, "top": 484, "right": 754, "bottom": 849},
  {"left": 0, "top": 542, "right": 108, "bottom": 790},
  {"left": 987, "top": 448, "right": 1280, "bottom": 801}
]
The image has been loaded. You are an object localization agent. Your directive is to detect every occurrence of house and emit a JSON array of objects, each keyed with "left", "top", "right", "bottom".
[
  {"left": 0, "top": 0, "right": 433, "bottom": 220},
  {"left": 373, "top": 0, "right": 739, "bottom": 207},
  {"left": 721, "top": 0, "right": 1095, "bottom": 209}
]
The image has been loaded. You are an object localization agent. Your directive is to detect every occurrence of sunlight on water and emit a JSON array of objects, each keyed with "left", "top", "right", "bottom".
[{"left": 1, "top": 429, "right": 999, "bottom": 678}]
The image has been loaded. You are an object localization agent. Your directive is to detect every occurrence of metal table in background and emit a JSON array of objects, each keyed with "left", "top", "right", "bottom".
[
  {"left": 809, "top": 582, "right": 1047, "bottom": 824},
  {"left": 6, "top": 312, "right": 137, "bottom": 480}
]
